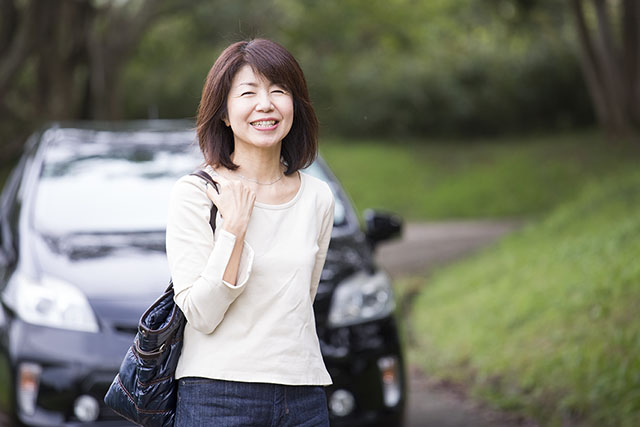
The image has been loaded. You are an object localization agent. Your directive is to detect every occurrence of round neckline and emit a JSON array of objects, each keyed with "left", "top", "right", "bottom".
[{"left": 205, "top": 165, "right": 304, "bottom": 210}]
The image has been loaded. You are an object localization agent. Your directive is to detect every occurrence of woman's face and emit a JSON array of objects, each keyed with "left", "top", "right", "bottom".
[{"left": 225, "top": 65, "right": 294, "bottom": 152}]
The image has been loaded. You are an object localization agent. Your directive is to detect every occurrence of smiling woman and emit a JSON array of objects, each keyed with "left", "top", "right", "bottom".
[
  {"left": 165, "top": 39, "right": 334, "bottom": 427},
  {"left": 196, "top": 38, "right": 318, "bottom": 177}
]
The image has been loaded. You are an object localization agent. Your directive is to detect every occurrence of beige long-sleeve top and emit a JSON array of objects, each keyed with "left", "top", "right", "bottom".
[{"left": 165, "top": 166, "right": 334, "bottom": 385}]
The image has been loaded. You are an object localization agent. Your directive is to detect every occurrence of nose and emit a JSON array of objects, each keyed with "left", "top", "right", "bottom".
[{"left": 256, "top": 91, "right": 274, "bottom": 111}]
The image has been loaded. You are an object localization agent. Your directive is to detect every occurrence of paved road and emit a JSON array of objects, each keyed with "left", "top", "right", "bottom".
[
  {"left": 374, "top": 220, "right": 535, "bottom": 427},
  {"left": 375, "top": 220, "right": 523, "bottom": 278}
]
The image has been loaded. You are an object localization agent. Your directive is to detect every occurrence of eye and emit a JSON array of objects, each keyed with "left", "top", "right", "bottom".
[
  {"left": 271, "top": 87, "right": 288, "bottom": 94},
  {"left": 240, "top": 91, "right": 255, "bottom": 96}
]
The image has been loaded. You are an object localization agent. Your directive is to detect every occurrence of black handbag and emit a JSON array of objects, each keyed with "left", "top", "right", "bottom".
[{"left": 104, "top": 170, "right": 218, "bottom": 426}]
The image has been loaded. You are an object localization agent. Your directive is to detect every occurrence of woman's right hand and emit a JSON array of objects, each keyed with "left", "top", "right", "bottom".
[{"left": 205, "top": 175, "right": 256, "bottom": 238}]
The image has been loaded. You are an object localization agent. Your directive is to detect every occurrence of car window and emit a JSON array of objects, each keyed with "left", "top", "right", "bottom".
[
  {"left": 34, "top": 139, "right": 202, "bottom": 234},
  {"left": 33, "top": 135, "right": 347, "bottom": 234}
]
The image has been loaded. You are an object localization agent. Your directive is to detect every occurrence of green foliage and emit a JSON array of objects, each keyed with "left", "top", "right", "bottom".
[
  {"left": 121, "top": 0, "right": 284, "bottom": 119},
  {"left": 279, "top": 0, "right": 591, "bottom": 136},
  {"left": 120, "top": 0, "right": 594, "bottom": 137},
  {"left": 408, "top": 165, "right": 640, "bottom": 425},
  {"left": 320, "top": 130, "right": 638, "bottom": 220}
]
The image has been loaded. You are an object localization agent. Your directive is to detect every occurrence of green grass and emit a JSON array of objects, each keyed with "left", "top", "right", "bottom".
[
  {"left": 406, "top": 165, "right": 640, "bottom": 426},
  {"left": 320, "top": 130, "right": 640, "bottom": 221}
]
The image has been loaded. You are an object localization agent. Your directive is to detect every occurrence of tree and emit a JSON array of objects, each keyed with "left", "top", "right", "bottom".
[
  {"left": 0, "top": 0, "right": 192, "bottom": 163},
  {"left": 569, "top": 0, "right": 640, "bottom": 138}
]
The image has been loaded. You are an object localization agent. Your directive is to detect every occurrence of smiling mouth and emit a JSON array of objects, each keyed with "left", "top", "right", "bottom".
[{"left": 250, "top": 120, "right": 278, "bottom": 128}]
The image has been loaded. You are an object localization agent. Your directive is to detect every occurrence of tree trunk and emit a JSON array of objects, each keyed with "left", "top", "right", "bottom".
[
  {"left": 0, "top": 0, "right": 183, "bottom": 167},
  {"left": 0, "top": 0, "right": 18, "bottom": 55},
  {"left": 0, "top": 0, "right": 172, "bottom": 132},
  {"left": 88, "top": 0, "right": 161, "bottom": 119},
  {"left": 570, "top": 0, "right": 611, "bottom": 130},
  {"left": 622, "top": 0, "right": 640, "bottom": 125},
  {"left": 570, "top": 0, "right": 639, "bottom": 138},
  {"left": 592, "top": 0, "right": 630, "bottom": 134},
  {"left": 0, "top": 0, "right": 39, "bottom": 101}
]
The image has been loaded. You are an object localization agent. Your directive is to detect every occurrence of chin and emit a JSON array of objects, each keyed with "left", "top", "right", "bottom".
[{"left": 244, "top": 137, "right": 285, "bottom": 150}]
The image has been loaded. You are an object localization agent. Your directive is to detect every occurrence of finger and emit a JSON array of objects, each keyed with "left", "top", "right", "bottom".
[{"left": 244, "top": 187, "right": 256, "bottom": 203}]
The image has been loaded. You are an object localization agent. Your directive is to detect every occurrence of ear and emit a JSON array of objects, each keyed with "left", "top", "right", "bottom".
[{"left": 222, "top": 117, "right": 230, "bottom": 127}]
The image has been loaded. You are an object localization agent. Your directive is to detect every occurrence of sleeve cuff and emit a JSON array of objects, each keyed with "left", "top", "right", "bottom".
[{"left": 201, "top": 228, "right": 254, "bottom": 289}]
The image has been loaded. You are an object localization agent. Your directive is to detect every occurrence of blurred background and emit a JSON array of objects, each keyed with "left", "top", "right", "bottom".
[{"left": 1, "top": 0, "right": 639, "bottom": 426}]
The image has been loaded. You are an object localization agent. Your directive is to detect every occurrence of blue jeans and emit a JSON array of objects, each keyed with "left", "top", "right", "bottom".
[{"left": 175, "top": 377, "right": 330, "bottom": 427}]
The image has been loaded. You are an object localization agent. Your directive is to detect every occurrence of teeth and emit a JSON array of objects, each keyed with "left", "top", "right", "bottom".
[{"left": 251, "top": 120, "right": 276, "bottom": 127}]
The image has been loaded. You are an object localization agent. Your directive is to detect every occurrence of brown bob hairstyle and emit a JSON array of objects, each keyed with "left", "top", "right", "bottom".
[{"left": 196, "top": 39, "right": 318, "bottom": 175}]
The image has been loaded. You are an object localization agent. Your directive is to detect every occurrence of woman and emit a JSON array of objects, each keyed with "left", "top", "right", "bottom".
[{"left": 165, "top": 39, "right": 334, "bottom": 426}]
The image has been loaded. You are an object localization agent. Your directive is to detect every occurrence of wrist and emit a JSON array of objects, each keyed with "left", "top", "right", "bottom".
[{"left": 221, "top": 223, "right": 247, "bottom": 240}]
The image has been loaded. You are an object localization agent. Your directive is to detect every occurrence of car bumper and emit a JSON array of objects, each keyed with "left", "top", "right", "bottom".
[
  {"left": 322, "top": 316, "right": 406, "bottom": 427},
  {"left": 1, "top": 319, "right": 135, "bottom": 426},
  {"left": 3, "top": 316, "right": 405, "bottom": 426}
]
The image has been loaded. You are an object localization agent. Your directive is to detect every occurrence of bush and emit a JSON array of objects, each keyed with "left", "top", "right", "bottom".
[{"left": 120, "top": 0, "right": 595, "bottom": 138}]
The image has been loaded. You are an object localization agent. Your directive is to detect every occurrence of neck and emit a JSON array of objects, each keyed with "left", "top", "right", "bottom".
[{"left": 230, "top": 143, "right": 284, "bottom": 182}]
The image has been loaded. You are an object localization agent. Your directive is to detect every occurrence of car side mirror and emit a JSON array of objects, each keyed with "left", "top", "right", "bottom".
[{"left": 364, "top": 209, "right": 403, "bottom": 248}]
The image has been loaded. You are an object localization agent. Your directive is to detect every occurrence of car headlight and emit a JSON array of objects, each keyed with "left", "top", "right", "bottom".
[
  {"left": 6, "top": 274, "right": 99, "bottom": 333},
  {"left": 328, "top": 270, "right": 395, "bottom": 327}
]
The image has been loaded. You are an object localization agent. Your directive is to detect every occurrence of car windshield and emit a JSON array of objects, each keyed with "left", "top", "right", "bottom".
[{"left": 33, "top": 133, "right": 346, "bottom": 234}]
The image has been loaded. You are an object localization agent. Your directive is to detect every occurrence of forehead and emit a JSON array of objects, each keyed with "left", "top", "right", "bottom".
[{"left": 231, "top": 64, "right": 271, "bottom": 86}]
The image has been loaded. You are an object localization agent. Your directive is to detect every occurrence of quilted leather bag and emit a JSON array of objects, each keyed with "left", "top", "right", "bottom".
[{"left": 104, "top": 170, "right": 218, "bottom": 426}]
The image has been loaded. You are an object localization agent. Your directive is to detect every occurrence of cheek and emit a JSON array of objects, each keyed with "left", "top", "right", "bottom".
[
  {"left": 226, "top": 97, "right": 246, "bottom": 118},
  {"left": 283, "top": 105, "right": 294, "bottom": 134},
  {"left": 282, "top": 99, "right": 294, "bottom": 122}
]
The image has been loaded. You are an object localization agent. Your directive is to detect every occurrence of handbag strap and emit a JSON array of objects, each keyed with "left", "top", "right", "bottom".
[{"left": 189, "top": 169, "right": 219, "bottom": 232}]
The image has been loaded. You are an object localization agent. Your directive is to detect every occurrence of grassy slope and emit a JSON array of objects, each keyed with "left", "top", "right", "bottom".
[
  {"left": 321, "top": 130, "right": 638, "bottom": 221},
  {"left": 408, "top": 166, "right": 640, "bottom": 426}
]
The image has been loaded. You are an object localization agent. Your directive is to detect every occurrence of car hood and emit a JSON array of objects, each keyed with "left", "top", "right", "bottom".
[
  {"left": 32, "top": 231, "right": 171, "bottom": 327},
  {"left": 29, "top": 228, "right": 376, "bottom": 328}
]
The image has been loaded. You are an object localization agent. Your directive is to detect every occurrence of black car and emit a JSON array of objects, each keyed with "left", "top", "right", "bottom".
[{"left": 0, "top": 121, "right": 406, "bottom": 426}]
